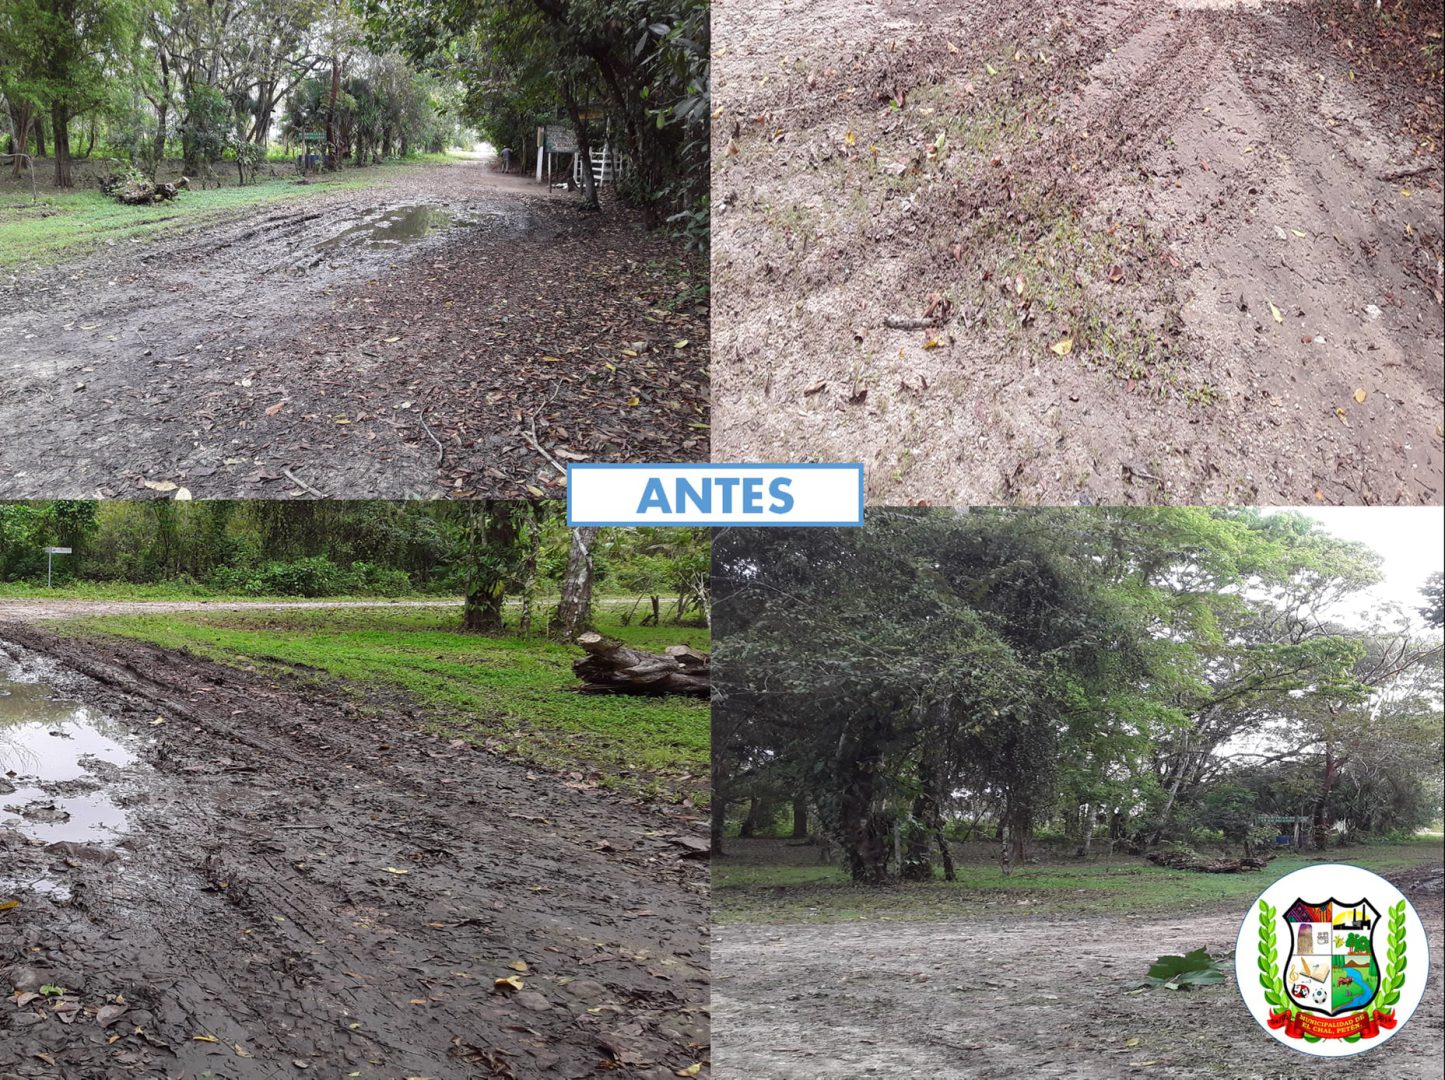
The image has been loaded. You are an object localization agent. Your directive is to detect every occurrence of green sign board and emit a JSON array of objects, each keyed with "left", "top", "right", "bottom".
[{"left": 302, "top": 132, "right": 325, "bottom": 143}]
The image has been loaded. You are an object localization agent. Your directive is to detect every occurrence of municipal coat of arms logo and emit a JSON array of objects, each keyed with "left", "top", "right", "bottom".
[{"left": 1235, "top": 864, "right": 1429, "bottom": 1057}]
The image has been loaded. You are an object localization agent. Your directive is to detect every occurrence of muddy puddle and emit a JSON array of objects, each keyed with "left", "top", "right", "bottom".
[
  {"left": 317, "top": 202, "right": 469, "bottom": 251},
  {"left": 0, "top": 647, "right": 139, "bottom": 899}
]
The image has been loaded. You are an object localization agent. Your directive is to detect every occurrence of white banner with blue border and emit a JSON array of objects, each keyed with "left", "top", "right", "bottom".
[{"left": 566, "top": 463, "right": 864, "bottom": 526}]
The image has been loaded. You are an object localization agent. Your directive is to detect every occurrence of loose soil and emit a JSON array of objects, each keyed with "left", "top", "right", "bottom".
[
  {"left": 712, "top": 0, "right": 1444, "bottom": 505},
  {"left": 712, "top": 864, "right": 1442, "bottom": 1078},
  {"left": 1, "top": 159, "right": 708, "bottom": 499},
  {"left": 0, "top": 623, "right": 710, "bottom": 1079}
]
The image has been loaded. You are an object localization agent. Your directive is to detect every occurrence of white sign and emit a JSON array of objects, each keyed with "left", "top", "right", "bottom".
[
  {"left": 44, "top": 547, "right": 72, "bottom": 554},
  {"left": 567, "top": 464, "right": 863, "bottom": 526}
]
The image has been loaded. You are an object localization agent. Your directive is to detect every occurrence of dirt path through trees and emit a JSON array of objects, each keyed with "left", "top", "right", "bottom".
[
  {"left": 1, "top": 159, "right": 708, "bottom": 500},
  {"left": 713, "top": 0, "right": 1442, "bottom": 504},
  {"left": 0, "top": 624, "right": 710, "bottom": 1079},
  {"left": 713, "top": 865, "right": 1442, "bottom": 1078}
]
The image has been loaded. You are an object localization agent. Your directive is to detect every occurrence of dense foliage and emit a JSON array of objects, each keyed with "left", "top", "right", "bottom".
[
  {"left": 712, "top": 509, "right": 1444, "bottom": 882},
  {"left": 1, "top": 0, "right": 465, "bottom": 186},
  {"left": 365, "top": 0, "right": 708, "bottom": 229},
  {"left": 0, "top": 501, "right": 709, "bottom": 633}
]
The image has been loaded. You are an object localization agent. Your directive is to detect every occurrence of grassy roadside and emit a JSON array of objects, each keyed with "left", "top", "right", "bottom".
[
  {"left": 51, "top": 604, "right": 710, "bottom": 805},
  {"left": 714, "top": 838, "right": 1445, "bottom": 924},
  {"left": 0, "top": 581, "right": 444, "bottom": 602},
  {"left": 0, "top": 155, "right": 456, "bottom": 271}
]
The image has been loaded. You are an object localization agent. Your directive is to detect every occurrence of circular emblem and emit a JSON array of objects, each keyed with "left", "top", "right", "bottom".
[{"left": 1235, "top": 863, "right": 1430, "bottom": 1056}]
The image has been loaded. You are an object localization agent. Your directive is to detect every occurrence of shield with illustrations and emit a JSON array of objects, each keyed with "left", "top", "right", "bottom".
[{"left": 1282, "top": 898, "right": 1381, "bottom": 1017}]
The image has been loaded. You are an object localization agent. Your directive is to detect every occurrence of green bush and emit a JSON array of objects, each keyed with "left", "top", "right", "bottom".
[{"left": 205, "top": 556, "right": 415, "bottom": 597}]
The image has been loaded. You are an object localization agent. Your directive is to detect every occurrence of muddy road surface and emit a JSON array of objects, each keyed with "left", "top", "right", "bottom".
[
  {"left": 712, "top": 865, "right": 1442, "bottom": 1079},
  {"left": 1, "top": 160, "right": 708, "bottom": 499},
  {"left": 713, "top": 0, "right": 1443, "bottom": 504},
  {"left": 0, "top": 624, "right": 710, "bottom": 1079}
]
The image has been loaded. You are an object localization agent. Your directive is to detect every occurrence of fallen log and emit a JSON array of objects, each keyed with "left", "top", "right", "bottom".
[
  {"left": 1146, "top": 850, "right": 1273, "bottom": 873},
  {"left": 107, "top": 176, "right": 189, "bottom": 205},
  {"left": 571, "top": 631, "right": 710, "bottom": 698}
]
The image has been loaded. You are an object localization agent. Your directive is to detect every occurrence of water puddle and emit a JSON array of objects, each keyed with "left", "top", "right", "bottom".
[
  {"left": 1, "top": 647, "right": 137, "bottom": 899},
  {"left": 318, "top": 203, "right": 459, "bottom": 251}
]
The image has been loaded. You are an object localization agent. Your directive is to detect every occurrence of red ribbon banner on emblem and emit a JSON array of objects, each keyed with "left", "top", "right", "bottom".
[{"left": 1267, "top": 1010, "right": 1395, "bottom": 1039}]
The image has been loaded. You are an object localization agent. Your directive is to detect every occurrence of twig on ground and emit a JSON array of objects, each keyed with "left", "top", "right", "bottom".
[
  {"left": 1379, "top": 164, "right": 1437, "bottom": 183},
  {"left": 419, "top": 411, "right": 445, "bottom": 468},
  {"left": 523, "top": 385, "right": 568, "bottom": 478},
  {"left": 883, "top": 314, "right": 940, "bottom": 331},
  {"left": 281, "top": 466, "right": 329, "bottom": 498},
  {"left": 523, "top": 422, "right": 568, "bottom": 477}
]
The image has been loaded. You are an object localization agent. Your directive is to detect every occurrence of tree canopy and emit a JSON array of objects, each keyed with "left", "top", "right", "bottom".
[{"left": 712, "top": 509, "right": 1443, "bottom": 882}]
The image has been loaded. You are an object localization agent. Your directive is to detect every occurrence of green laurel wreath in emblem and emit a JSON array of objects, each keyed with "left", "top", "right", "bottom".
[
  {"left": 1256, "top": 900, "right": 1292, "bottom": 1015},
  {"left": 1378, "top": 899, "right": 1408, "bottom": 1011}
]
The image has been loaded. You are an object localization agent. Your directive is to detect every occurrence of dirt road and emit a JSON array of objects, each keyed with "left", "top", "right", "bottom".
[
  {"left": 0, "top": 624, "right": 710, "bottom": 1079},
  {"left": 712, "top": 865, "right": 1442, "bottom": 1078},
  {"left": 0, "top": 597, "right": 458, "bottom": 623},
  {"left": 1, "top": 159, "right": 708, "bottom": 499},
  {"left": 713, "top": 0, "right": 1443, "bottom": 504}
]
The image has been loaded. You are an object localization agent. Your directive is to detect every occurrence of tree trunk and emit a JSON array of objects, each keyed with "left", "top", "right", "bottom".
[
  {"left": 552, "top": 527, "right": 599, "bottom": 640},
  {"left": 461, "top": 502, "right": 522, "bottom": 634},
  {"left": 325, "top": 56, "right": 341, "bottom": 170},
  {"left": 571, "top": 632, "right": 709, "bottom": 697},
  {"left": 901, "top": 805, "right": 934, "bottom": 881},
  {"left": 150, "top": 52, "right": 171, "bottom": 176},
  {"left": 51, "top": 102, "right": 72, "bottom": 187},
  {"left": 934, "top": 829, "right": 957, "bottom": 881},
  {"left": 791, "top": 797, "right": 809, "bottom": 839},
  {"left": 32, "top": 113, "right": 45, "bottom": 157},
  {"left": 518, "top": 512, "right": 543, "bottom": 635},
  {"left": 1148, "top": 739, "right": 1193, "bottom": 847},
  {"left": 561, "top": 78, "right": 598, "bottom": 210},
  {"left": 710, "top": 787, "right": 726, "bottom": 856},
  {"left": 1312, "top": 748, "right": 1343, "bottom": 851},
  {"left": 9, "top": 102, "right": 32, "bottom": 176},
  {"left": 739, "top": 797, "right": 762, "bottom": 839},
  {"left": 835, "top": 722, "right": 890, "bottom": 884}
]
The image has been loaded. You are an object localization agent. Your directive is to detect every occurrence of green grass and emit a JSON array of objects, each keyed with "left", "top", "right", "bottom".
[
  {"left": 0, "top": 580, "right": 441, "bottom": 602},
  {"left": 56, "top": 604, "right": 710, "bottom": 804},
  {"left": 714, "top": 838, "right": 1444, "bottom": 924},
  {"left": 0, "top": 156, "right": 457, "bottom": 270}
]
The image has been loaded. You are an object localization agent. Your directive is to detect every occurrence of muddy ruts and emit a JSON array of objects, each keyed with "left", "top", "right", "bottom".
[{"left": 0, "top": 623, "right": 709, "bottom": 1079}]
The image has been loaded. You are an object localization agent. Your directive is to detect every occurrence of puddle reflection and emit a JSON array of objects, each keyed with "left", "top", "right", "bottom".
[{"left": 1, "top": 653, "right": 134, "bottom": 846}]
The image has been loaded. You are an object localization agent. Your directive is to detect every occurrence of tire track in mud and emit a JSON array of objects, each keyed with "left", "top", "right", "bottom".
[
  {"left": 0, "top": 163, "right": 571, "bottom": 500},
  {"left": 0, "top": 625, "right": 709, "bottom": 1079}
]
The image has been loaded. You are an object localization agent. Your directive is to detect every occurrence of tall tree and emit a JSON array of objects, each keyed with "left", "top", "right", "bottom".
[{"left": 551, "top": 526, "right": 598, "bottom": 641}]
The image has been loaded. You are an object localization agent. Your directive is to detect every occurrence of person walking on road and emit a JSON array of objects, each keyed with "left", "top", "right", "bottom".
[{"left": 501, "top": 146, "right": 512, "bottom": 173}]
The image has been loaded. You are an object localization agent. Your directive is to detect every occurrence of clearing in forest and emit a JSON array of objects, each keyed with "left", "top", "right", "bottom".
[
  {"left": 712, "top": 0, "right": 1443, "bottom": 504},
  {"left": 712, "top": 839, "right": 1444, "bottom": 1078}
]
